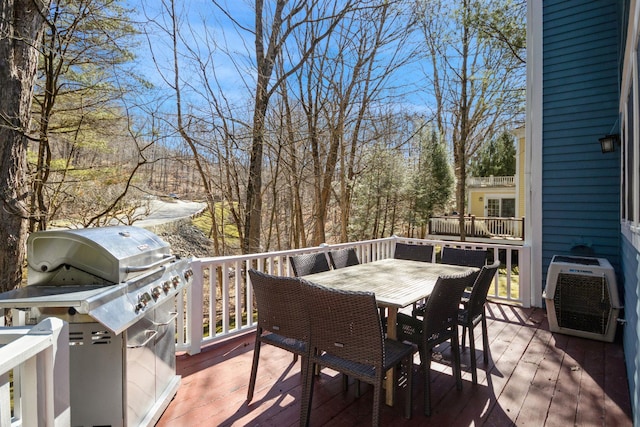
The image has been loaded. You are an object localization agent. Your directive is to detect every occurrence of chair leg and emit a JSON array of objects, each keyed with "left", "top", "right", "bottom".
[
  {"left": 417, "top": 345, "right": 427, "bottom": 367},
  {"left": 404, "top": 356, "right": 413, "bottom": 419},
  {"left": 481, "top": 312, "right": 490, "bottom": 364},
  {"left": 452, "top": 332, "right": 463, "bottom": 391},
  {"left": 424, "top": 350, "right": 432, "bottom": 416},
  {"left": 372, "top": 383, "right": 382, "bottom": 427},
  {"left": 300, "top": 360, "right": 316, "bottom": 427},
  {"left": 468, "top": 323, "right": 477, "bottom": 385},
  {"left": 247, "top": 336, "right": 262, "bottom": 402},
  {"left": 461, "top": 324, "right": 467, "bottom": 349},
  {"left": 342, "top": 374, "right": 349, "bottom": 392}
]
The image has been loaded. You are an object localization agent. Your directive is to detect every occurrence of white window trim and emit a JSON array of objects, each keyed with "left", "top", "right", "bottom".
[{"left": 621, "top": 0, "right": 640, "bottom": 251}]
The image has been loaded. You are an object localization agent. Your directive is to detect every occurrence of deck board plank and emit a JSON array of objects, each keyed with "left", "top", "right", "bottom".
[{"left": 514, "top": 318, "right": 567, "bottom": 426}]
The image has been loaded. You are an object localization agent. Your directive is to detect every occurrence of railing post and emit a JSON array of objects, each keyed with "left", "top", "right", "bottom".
[
  {"left": 187, "top": 259, "right": 204, "bottom": 355},
  {"left": 32, "top": 317, "right": 70, "bottom": 427},
  {"left": 520, "top": 245, "right": 532, "bottom": 307},
  {"left": 470, "top": 215, "right": 476, "bottom": 237},
  {"left": 0, "top": 317, "right": 70, "bottom": 427}
]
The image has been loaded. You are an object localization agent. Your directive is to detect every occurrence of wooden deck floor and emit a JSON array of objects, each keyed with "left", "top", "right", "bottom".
[{"left": 157, "top": 303, "right": 632, "bottom": 426}]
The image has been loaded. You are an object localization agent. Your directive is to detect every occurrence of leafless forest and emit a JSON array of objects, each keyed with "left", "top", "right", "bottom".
[{"left": 19, "top": 0, "right": 526, "bottom": 258}]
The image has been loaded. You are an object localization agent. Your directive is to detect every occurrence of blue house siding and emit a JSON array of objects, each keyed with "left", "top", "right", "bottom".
[
  {"left": 542, "top": 0, "right": 638, "bottom": 421},
  {"left": 621, "top": 236, "right": 639, "bottom": 425},
  {"left": 542, "top": 0, "right": 621, "bottom": 274}
]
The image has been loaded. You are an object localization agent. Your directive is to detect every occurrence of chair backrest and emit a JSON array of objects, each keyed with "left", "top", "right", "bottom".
[
  {"left": 289, "top": 252, "right": 330, "bottom": 276},
  {"left": 248, "top": 270, "right": 309, "bottom": 341},
  {"left": 328, "top": 248, "right": 360, "bottom": 269},
  {"left": 394, "top": 242, "right": 434, "bottom": 263},
  {"left": 465, "top": 261, "right": 500, "bottom": 319},
  {"left": 421, "top": 272, "right": 476, "bottom": 341},
  {"left": 440, "top": 247, "right": 487, "bottom": 268},
  {"left": 303, "top": 282, "right": 384, "bottom": 370}
]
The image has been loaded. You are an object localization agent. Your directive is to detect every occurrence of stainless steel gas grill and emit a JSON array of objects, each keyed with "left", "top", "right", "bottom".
[{"left": 0, "top": 226, "right": 193, "bottom": 427}]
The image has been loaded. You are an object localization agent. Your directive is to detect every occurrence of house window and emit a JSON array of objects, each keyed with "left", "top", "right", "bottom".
[
  {"left": 486, "top": 198, "right": 515, "bottom": 217},
  {"left": 502, "top": 198, "right": 516, "bottom": 217},
  {"left": 487, "top": 199, "right": 499, "bottom": 216}
]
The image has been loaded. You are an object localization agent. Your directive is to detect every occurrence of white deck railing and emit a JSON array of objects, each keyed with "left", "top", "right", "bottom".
[
  {"left": 0, "top": 237, "right": 529, "bottom": 417},
  {"left": 0, "top": 317, "right": 70, "bottom": 427},
  {"left": 177, "top": 236, "right": 530, "bottom": 355}
]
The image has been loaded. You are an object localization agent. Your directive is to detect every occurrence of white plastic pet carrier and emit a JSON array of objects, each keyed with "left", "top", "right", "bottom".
[{"left": 543, "top": 255, "right": 621, "bottom": 342}]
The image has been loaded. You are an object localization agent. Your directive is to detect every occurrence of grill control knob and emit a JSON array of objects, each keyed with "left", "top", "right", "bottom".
[
  {"left": 136, "top": 292, "right": 152, "bottom": 312},
  {"left": 162, "top": 280, "right": 172, "bottom": 293},
  {"left": 172, "top": 275, "right": 180, "bottom": 288},
  {"left": 184, "top": 268, "right": 194, "bottom": 280},
  {"left": 151, "top": 286, "right": 162, "bottom": 300}
]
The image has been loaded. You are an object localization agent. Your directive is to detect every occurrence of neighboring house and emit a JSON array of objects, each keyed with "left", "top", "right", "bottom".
[
  {"left": 532, "top": 1, "right": 639, "bottom": 424},
  {"left": 428, "top": 128, "right": 526, "bottom": 242},
  {"left": 467, "top": 127, "right": 525, "bottom": 220}
]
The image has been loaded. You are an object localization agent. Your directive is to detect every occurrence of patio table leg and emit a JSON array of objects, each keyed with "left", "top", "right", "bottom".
[{"left": 385, "top": 307, "right": 398, "bottom": 406}]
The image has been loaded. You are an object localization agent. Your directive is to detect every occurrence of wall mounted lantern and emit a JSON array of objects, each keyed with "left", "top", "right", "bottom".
[{"left": 599, "top": 134, "right": 619, "bottom": 153}]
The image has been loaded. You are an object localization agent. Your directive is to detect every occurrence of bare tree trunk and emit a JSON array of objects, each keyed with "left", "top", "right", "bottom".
[
  {"left": 0, "top": 0, "right": 49, "bottom": 292},
  {"left": 456, "top": 0, "right": 470, "bottom": 241},
  {"left": 243, "top": 0, "right": 287, "bottom": 254},
  {"left": 281, "top": 78, "right": 307, "bottom": 249},
  {"left": 162, "top": 0, "right": 224, "bottom": 255},
  {"left": 243, "top": 0, "right": 354, "bottom": 253}
]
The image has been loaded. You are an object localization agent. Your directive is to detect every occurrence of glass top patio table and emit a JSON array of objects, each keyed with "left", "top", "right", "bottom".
[{"left": 303, "top": 258, "right": 479, "bottom": 406}]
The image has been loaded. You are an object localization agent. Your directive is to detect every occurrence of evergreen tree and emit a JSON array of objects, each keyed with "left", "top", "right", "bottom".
[
  {"left": 30, "top": 0, "right": 144, "bottom": 231},
  {"left": 406, "top": 126, "right": 454, "bottom": 237},
  {"left": 470, "top": 131, "right": 516, "bottom": 177}
]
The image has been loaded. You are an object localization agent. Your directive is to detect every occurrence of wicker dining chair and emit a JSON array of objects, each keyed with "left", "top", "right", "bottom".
[
  {"left": 440, "top": 246, "right": 488, "bottom": 268},
  {"left": 393, "top": 242, "right": 434, "bottom": 263},
  {"left": 394, "top": 242, "right": 434, "bottom": 316},
  {"left": 246, "top": 270, "right": 310, "bottom": 402},
  {"left": 289, "top": 252, "right": 330, "bottom": 277},
  {"left": 458, "top": 261, "right": 500, "bottom": 384},
  {"left": 412, "top": 247, "right": 486, "bottom": 318},
  {"left": 396, "top": 272, "right": 476, "bottom": 416},
  {"left": 300, "top": 283, "right": 416, "bottom": 427},
  {"left": 328, "top": 248, "right": 360, "bottom": 269}
]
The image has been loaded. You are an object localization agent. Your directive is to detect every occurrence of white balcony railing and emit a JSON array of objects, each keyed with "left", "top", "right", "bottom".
[
  {"left": 0, "top": 317, "right": 70, "bottom": 427},
  {"left": 177, "top": 236, "right": 530, "bottom": 355},
  {"left": 467, "top": 176, "right": 515, "bottom": 187},
  {"left": 429, "top": 216, "right": 525, "bottom": 240}
]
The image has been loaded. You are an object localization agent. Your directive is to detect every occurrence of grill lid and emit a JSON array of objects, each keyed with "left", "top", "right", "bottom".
[{"left": 27, "top": 226, "right": 171, "bottom": 285}]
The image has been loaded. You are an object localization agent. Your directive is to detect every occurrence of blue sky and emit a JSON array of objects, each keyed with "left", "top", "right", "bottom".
[{"left": 126, "top": 0, "right": 430, "bottom": 117}]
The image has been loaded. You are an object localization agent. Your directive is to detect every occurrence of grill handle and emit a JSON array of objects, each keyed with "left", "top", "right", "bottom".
[
  {"left": 125, "top": 255, "right": 176, "bottom": 273},
  {"left": 126, "top": 330, "right": 158, "bottom": 349},
  {"left": 151, "top": 311, "right": 179, "bottom": 326}
]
